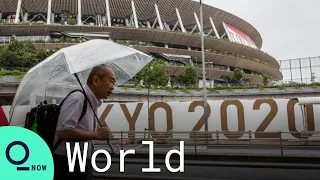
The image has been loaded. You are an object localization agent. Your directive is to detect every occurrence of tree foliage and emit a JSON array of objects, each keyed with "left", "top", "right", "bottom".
[
  {"left": 232, "top": 68, "right": 243, "bottom": 83},
  {"left": 0, "top": 40, "right": 57, "bottom": 69},
  {"left": 67, "top": 17, "right": 77, "bottom": 25},
  {"left": 8, "top": 40, "right": 36, "bottom": 53},
  {"left": 262, "top": 74, "right": 269, "bottom": 86},
  {"left": 135, "top": 59, "right": 169, "bottom": 87},
  {"left": 178, "top": 65, "right": 197, "bottom": 87},
  {"left": 261, "top": 74, "right": 273, "bottom": 86}
]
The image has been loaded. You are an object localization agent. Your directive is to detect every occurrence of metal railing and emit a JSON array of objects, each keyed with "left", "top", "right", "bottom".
[{"left": 93, "top": 174, "right": 215, "bottom": 180}]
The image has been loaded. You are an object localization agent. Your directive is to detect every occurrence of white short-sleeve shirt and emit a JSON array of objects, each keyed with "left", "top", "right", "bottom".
[{"left": 53, "top": 85, "right": 102, "bottom": 159}]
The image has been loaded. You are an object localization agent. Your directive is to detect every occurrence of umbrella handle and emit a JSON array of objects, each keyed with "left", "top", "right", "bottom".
[{"left": 107, "top": 140, "right": 120, "bottom": 155}]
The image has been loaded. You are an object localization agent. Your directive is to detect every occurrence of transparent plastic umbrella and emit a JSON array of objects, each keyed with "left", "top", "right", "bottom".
[{"left": 9, "top": 39, "right": 153, "bottom": 154}]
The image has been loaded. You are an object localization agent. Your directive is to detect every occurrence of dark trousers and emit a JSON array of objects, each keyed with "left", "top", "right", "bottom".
[{"left": 53, "top": 153, "right": 91, "bottom": 180}]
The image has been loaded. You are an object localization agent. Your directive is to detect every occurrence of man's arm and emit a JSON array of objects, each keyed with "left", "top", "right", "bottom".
[
  {"left": 57, "top": 127, "right": 109, "bottom": 141},
  {"left": 57, "top": 128, "right": 99, "bottom": 141}
]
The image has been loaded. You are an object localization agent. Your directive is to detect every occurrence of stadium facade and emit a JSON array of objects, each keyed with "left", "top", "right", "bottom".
[{"left": 0, "top": 0, "right": 283, "bottom": 87}]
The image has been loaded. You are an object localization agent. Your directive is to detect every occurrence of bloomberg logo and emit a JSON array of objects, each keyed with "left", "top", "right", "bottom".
[
  {"left": 5, "top": 141, "right": 47, "bottom": 172},
  {"left": 0, "top": 126, "right": 54, "bottom": 180}
]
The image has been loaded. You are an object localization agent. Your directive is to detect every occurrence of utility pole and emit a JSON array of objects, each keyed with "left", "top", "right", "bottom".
[
  {"left": 199, "top": 0, "right": 209, "bottom": 138},
  {"left": 147, "top": 83, "right": 150, "bottom": 138},
  {"left": 192, "top": 0, "right": 209, "bottom": 142}
]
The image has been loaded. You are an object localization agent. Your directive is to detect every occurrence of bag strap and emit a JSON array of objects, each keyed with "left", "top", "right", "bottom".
[
  {"left": 59, "top": 89, "right": 84, "bottom": 108},
  {"left": 52, "top": 89, "right": 88, "bottom": 153}
]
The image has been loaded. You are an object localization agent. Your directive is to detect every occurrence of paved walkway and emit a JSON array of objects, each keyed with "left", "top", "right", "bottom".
[
  {"left": 94, "top": 144, "right": 320, "bottom": 157},
  {"left": 93, "top": 158, "right": 320, "bottom": 180}
]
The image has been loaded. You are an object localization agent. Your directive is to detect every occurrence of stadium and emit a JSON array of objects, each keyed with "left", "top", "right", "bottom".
[{"left": 0, "top": 0, "right": 283, "bottom": 104}]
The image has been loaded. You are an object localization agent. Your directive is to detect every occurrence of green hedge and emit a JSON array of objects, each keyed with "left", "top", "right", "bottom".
[
  {"left": 0, "top": 70, "right": 26, "bottom": 79},
  {"left": 118, "top": 82, "right": 320, "bottom": 92}
]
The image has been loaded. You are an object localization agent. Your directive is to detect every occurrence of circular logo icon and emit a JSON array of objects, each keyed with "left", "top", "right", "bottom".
[{"left": 0, "top": 126, "right": 54, "bottom": 180}]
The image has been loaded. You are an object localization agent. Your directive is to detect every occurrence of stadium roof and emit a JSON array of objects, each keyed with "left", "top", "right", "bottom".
[{"left": 0, "top": 0, "right": 263, "bottom": 49}]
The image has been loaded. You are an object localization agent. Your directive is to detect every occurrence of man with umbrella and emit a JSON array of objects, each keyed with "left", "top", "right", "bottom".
[
  {"left": 8, "top": 39, "right": 153, "bottom": 180},
  {"left": 52, "top": 64, "right": 115, "bottom": 180}
]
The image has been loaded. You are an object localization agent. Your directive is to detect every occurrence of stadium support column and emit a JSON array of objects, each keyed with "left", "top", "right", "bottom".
[
  {"left": 22, "top": 12, "right": 28, "bottom": 22},
  {"left": 175, "top": 8, "right": 186, "bottom": 32},
  {"left": 163, "top": 22, "right": 170, "bottom": 30},
  {"left": 151, "top": 19, "right": 158, "bottom": 29},
  {"left": 172, "top": 21, "right": 178, "bottom": 30},
  {"left": 176, "top": 7, "right": 189, "bottom": 50},
  {"left": 192, "top": 13, "right": 202, "bottom": 51},
  {"left": 146, "top": 21, "right": 151, "bottom": 29},
  {"left": 222, "top": 22, "right": 232, "bottom": 41},
  {"left": 14, "top": 0, "right": 22, "bottom": 23},
  {"left": 209, "top": 17, "right": 220, "bottom": 39},
  {"left": 47, "top": 0, "right": 52, "bottom": 24},
  {"left": 105, "top": 0, "right": 111, "bottom": 26},
  {"left": 131, "top": 0, "right": 138, "bottom": 28},
  {"left": 155, "top": 4, "right": 164, "bottom": 30},
  {"left": 155, "top": 3, "right": 168, "bottom": 48},
  {"left": 77, "top": 0, "right": 82, "bottom": 25},
  {"left": 194, "top": 13, "right": 201, "bottom": 32},
  {"left": 51, "top": 12, "right": 54, "bottom": 23},
  {"left": 125, "top": 18, "right": 130, "bottom": 26}
]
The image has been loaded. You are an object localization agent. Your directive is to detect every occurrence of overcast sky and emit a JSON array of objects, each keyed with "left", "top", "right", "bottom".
[{"left": 203, "top": 0, "right": 320, "bottom": 61}]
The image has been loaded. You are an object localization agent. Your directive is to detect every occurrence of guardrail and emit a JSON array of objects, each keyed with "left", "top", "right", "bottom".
[
  {"left": 93, "top": 174, "right": 218, "bottom": 180},
  {"left": 91, "top": 131, "right": 320, "bottom": 179},
  {"left": 94, "top": 130, "right": 320, "bottom": 156}
]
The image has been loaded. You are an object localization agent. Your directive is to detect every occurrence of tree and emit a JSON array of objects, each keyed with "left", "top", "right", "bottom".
[
  {"left": 0, "top": 45, "right": 5, "bottom": 52},
  {"left": 232, "top": 68, "right": 243, "bottom": 83},
  {"left": 67, "top": 17, "right": 77, "bottom": 25},
  {"left": 261, "top": 74, "right": 273, "bottom": 86},
  {"left": 8, "top": 40, "right": 36, "bottom": 54},
  {"left": 262, "top": 74, "right": 268, "bottom": 86},
  {"left": 179, "top": 65, "right": 197, "bottom": 87},
  {"left": 0, "top": 51, "right": 18, "bottom": 67},
  {"left": 22, "top": 41, "right": 36, "bottom": 54},
  {"left": 35, "top": 49, "right": 59, "bottom": 63},
  {"left": 0, "top": 40, "right": 43, "bottom": 68},
  {"left": 135, "top": 59, "right": 169, "bottom": 87},
  {"left": 0, "top": 40, "right": 63, "bottom": 71},
  {"left": 7, "top": 40, "right": 24, "bottom": 52}
]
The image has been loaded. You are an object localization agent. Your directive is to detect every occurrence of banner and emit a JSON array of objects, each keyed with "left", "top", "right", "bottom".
[
  {"left": 0, "top": 106, "right": 9, "bottom": 126},
  {"left": 223, "top": 22, "right": 258, "bottom": 49},
  {"left": 2, "top": 98, "right": 320, "bottom": 140}
]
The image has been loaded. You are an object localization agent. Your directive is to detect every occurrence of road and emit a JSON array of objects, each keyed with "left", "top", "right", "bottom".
[
  {"left": 90, "top": 144, "right": 320, "bottom": 179},
  {"left": 94, "top": 144, "right": 320, "bottom": 157},
  {"left": 93, "top": 160, "right": 320, "bottom": 180}
]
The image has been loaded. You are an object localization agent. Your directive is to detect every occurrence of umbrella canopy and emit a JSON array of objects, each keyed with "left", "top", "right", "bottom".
[{"left": 9, "top": 39, "right": 153, "bottom": 124}]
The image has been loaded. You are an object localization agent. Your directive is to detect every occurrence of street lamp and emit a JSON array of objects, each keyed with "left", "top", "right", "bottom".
[
  {"left": 192, "top": 0, "right": 209, "bottom": 135},
  {"left": 147, "top": 65, "right": 153, "bottom": 139}
]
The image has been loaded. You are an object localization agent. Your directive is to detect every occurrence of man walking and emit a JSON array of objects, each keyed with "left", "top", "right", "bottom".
[{"left": 53, "top": 64, "right": 116, "bottom": 180}]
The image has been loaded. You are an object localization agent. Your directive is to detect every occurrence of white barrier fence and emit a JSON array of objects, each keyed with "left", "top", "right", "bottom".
[{"left": 1, "top": 98, "right": 320, "bottom": 140}]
